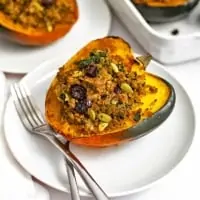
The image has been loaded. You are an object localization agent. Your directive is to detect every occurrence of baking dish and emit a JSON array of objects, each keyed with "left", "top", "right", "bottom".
[{"left": 107, "top": 0, "right": 200, "bottom": 64}]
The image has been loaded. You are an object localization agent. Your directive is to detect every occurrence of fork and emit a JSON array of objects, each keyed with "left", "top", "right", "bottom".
[
  {"left": 11, "top": 83, "right": 80, "bottom": 200},
  {"left": 10, "top": 82, "right": 110, "bottom": 200},
  {"left": 65, "top": 142, "right": 80, "bottom": 200}
]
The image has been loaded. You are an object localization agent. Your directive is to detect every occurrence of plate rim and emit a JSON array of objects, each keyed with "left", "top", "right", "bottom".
[
  {"left": 0, "top": 0, "right": 112, "bottom": 74},
  {"left": 3, "top": 56, "right": 196, "bottom": 198}
]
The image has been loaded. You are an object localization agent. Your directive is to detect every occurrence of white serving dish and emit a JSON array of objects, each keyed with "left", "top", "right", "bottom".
[{"left": 107, "top": 0, "right": 200, "bottom": 65}]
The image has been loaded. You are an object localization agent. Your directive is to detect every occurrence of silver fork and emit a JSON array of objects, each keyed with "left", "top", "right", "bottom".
[
  {"left": 10, "top": 82, "right": 110, "bottom": 200},
  {"left": 65, "top": 142, "right": 80, "bottom": 200},
  {"left": 11, "top": 83, "right": 80, "bottom": 200}
]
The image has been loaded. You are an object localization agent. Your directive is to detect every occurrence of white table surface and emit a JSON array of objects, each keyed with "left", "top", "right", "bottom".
[{"left": 4, "top": 13, "right": 200, "bottom": 200}]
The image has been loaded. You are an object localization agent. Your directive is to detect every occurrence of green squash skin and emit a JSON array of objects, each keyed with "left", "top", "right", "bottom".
[
  {"left": 119, "top": 75, "right": 176, "bottom": 141},
  {"left": 133, "top": 0, "right": 199, "bottom": 23}
]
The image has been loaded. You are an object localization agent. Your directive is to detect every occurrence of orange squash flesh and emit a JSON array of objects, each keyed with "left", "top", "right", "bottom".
[
  {"left": 0, "top": 0, "right": 79, "bottom": 46},
  {"left": 45, "top": 36, "right": 175, "bottom": 147},
  {"left": 133, "top": 0, "right": 189, "bottom": 7}
]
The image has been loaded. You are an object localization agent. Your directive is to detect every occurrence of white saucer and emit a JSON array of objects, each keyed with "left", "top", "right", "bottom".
[
  {"left": 3, "top": 56, "right": 195, "bottom": 198},
  {"left": 0, "top": 0, "right": 111, "bottom": 74}
]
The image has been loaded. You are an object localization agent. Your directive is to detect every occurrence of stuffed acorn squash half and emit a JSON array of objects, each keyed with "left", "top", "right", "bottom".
[
  {"left": 45, "top": 36, "right": 176, "bottom": 147},
  {"left": 0, "top": 0, "right": 79, "bottom": 46}
]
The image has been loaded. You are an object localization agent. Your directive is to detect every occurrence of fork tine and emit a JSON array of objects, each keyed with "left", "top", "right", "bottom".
[
  {"left": 10, "top": 84, "right": 35, "bottom": 130},
  {"left": 15, "top": 83, "right": 40, "bottom": 128},
  {"left": 18, "top": 83, "right": 45, "bottom": 126},
  {"left": 20, "top": 83, "right": 45, "bottom": 124}
]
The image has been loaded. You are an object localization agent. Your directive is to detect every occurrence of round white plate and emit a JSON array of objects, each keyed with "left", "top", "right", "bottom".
[
  {"left": 0, "top": 0, "right": 111, "bottom": 74},
  {"left": 4, "top": 56, "right": 195, "bottom": 198}
]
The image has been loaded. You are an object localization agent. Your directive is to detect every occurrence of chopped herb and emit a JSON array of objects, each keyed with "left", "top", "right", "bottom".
[
  {"left": 117, "top": 63, "right": 125, "bottom": 72},
  {"left": 98, "top": 51, "right": 107, "bottom": 57},
  {"left": 58, "top": 92, "right": 69, "bottom": 103},
  {"left": 59, "top": 93, "right": 66, "bottom": 101},
  {"left": 90, "top": 51, "right": 107, "bottom": 64},
  {"left": 134, "top": 112, "right": 141, "bottom": 122},
  {"left": 91, "top": 54, "right": 101, "bottom": 64},
  {"left": 75, "top": 52, "right": 101, "bottom": 69},
  {"left": 91, "top": 50, "right": 107, "bottom": 57},
  {"left": 76, "top": 59, "right": 92, "bottom": 69},
  {"left": 76, "top": 51, "right": 106, "bottom": 68}
]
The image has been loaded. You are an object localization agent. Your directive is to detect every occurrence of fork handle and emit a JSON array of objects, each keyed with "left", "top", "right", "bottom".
[
  {"left": 66, "top": 158, "right": 81, "bottom": 200},
  {"left": 45, "top": 135, "right": 110, "bottom": 200}
]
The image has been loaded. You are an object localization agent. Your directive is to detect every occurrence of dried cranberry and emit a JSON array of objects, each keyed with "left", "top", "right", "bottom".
[
  {"left": 70, "top": 84, "right": 87, "bottom": 100},
  {"left": 114, "top": 85, "right": 121, "bottom": 94},
  {"left": 85, "top": 64, "right": 98, "bottom": 78},
  {"left": 75, "top": 100, "right": 88, "bottom": 114},
  {"left": 41, "top": 0, "right": 54, "bottom": 7}
]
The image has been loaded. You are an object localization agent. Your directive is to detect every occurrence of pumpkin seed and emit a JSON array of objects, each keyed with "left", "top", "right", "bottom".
[
  {"left": 68, "top": 113, "right": 74, "bottom": 120},
  {"left": 120, "top": 83, "right": 133, "bottom": 93},
  {"left": 58, "top": 92, "right": 69, "bottom": 102},
  {"left": 46, "top": 21, "right": 53, "bottom": 32},
  {"left": 34, "top": 2, "right": 44, "bottom": 11},
  {"left": 98, "top": 113, "right": 112, "bottom": 123},
  {"left": 98, "top": 122, "right": 109, "bottom": 131},
  {"left": 64, "top": 93, "right": 69, "bottom": 101},
  {"left": 73, "top": 70, "right": 83, "bottom": 77},
  {"left": 111, "top": 63, "right": 119, "bottom": 73},
  {"left": 88, "top": 109, "right": 96, "bottom": 121},
  {"left": 111, "top": 99, "right": 118, "bottom": 105}
]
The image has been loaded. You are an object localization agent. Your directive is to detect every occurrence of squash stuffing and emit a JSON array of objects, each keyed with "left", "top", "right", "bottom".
[
  {"left": 45, "top": 36, "right": 175, "bottom": 147},
  {"left": 0, "top": 0, "right": 79, "bottom": 45}
]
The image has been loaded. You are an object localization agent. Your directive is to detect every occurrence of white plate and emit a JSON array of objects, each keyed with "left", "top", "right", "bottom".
[
  {"left": 4, "top": 56, "right": 195, "bottom": 198},
  {"left": 0, "top": 72, "right": 36, "bottom": 200},
  {"left": 0, "top": 0, "right": 111, "bottom": 74}
]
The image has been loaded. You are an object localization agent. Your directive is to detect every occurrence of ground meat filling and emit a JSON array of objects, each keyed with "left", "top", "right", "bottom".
[
  {"left": 56, "top": 49, "right": 157, "bottom": 133},
  {"left": 0, "top": 0, "right": 72, "bottom": 32}
]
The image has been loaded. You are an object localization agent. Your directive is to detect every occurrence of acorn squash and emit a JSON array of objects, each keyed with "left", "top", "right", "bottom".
[
  {"left": 132, "top": 0, "right": 199, "bottom": 23},
  {"left": 0, "top": 0, "right": 79, "bottom": 46},
  {"left": 45, "top": 36, "right": 176, "bottom": 147}
]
